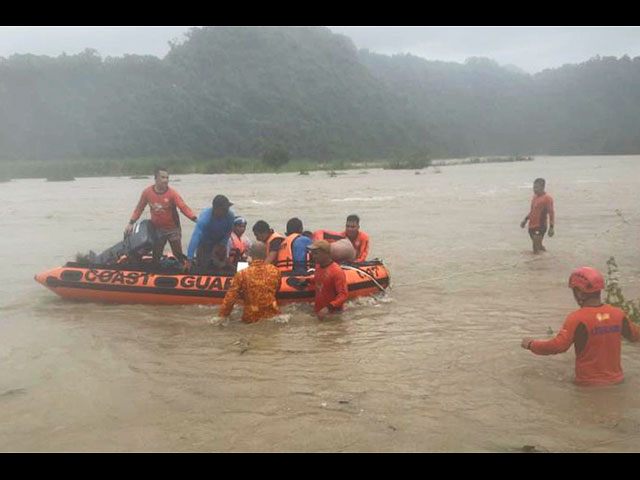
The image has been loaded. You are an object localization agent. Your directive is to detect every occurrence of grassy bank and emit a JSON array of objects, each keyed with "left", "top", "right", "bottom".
[{"left": 0, "top": 155, "right": 534, "bottom": 181}]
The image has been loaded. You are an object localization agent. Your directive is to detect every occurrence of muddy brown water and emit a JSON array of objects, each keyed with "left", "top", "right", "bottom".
[{"left": 0, "top": 155, "right": 639, "bottom": 452}]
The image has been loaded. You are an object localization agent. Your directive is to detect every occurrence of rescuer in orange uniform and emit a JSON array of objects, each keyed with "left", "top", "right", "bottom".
[
  {"left": 307, "top": 240, "right": 349, "bottom": 320},
  {"left": 125, "top": 167, "right": 197, "bottom": 266},
  {"left": 521, "top": 267, "right": 639, "bottom": 386},
  {"left": 341, "top": 214, "right": 370, "bottom": 263},
  {"left": 520, "top": 178, "right": 554, "bottom": 254}
]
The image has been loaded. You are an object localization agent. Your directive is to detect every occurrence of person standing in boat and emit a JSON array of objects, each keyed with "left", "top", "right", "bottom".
[
  {"left": 125, "top": 166, "right": 198, "bottom": 267},
  {"left": 342, "top": 214, "right": 370, "bottom": 263},
  {"left": 227, "top": 216, "right": 252, "bottom": 268},
  {"left": 186, "top": 194, "right": 235, "bottom": 269},
  {"left": 520, "top": 178, "right": 555, "bottom": 254},
  {"left": 521, "top": 267, "right": 639, "bottom": 386},
  {"left": 218, "top": 242, "right": 282, "bottom": 323},
  {"left": 307, "top": 240, "right": 349, "bottom": 320}
]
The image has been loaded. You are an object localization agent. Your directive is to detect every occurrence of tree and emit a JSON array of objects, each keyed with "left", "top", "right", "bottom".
[{"left": 262, "top": 144, "right": 290, "bottom": 170}]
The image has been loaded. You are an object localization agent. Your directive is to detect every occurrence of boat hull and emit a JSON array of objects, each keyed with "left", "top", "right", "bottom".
[{"left": 35, "top": 261, "right": 390, "bottom": 306}]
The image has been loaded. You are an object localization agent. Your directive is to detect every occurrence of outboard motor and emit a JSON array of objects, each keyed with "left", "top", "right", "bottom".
[
  {"left": 124, "top": 220, "right": 157, "bottom": 258},
  {"left": 87, "top": 220, "right": 157, "bottom": 265}
]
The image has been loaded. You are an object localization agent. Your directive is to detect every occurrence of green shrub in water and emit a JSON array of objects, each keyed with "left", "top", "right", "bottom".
[{"left": 605, "top": 256, "right": 640, "bottom": 324}]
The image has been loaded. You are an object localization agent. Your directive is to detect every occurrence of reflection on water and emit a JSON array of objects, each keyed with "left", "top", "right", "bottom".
[{"left": 0, "top": 155, "right": 639, "bottom": 452}]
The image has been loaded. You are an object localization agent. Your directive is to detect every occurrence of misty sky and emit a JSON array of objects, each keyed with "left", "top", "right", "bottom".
[{"left": 1, "top": 26, "right": 639, "bottom": 74}]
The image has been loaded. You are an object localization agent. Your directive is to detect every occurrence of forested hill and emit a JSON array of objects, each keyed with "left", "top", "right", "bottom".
[
  {"left": 360, "top": 51, "right": 640, "bottom": 156},
  {"left": 1, "top": 26, "right": 639, "bottom": 164}
]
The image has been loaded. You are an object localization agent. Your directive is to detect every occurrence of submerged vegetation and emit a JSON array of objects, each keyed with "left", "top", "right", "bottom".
[
  {"left": 605, "top": 256, "right": 640, "bottom": 324},
  {"left": 384, "top": 153, "right": 432, "bottom": 170},
  {"left": 431, "top": 156, "right": 533, "bottom": 166},
  {"left": 0, "top": 154, "right": 538, "bottom": 181}
]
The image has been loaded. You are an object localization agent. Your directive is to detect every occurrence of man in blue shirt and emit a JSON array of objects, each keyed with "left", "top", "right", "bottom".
[
  {"left": 187, "top": 195, "right": 235, "bottom": 269},
  {"left": 285, "top": 217, "right": 313, "bottom": 273}
]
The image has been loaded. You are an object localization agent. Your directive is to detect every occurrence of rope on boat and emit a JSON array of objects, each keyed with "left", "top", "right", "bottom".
[
  {"left": 340, "top": 264, "right": 388, "bottom": 292},
  {"left": 392, "top": 212, "right": 634, "bottom": 288}
]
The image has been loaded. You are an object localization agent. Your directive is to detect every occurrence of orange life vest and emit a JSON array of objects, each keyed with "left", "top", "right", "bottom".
[
  {"left": 266, "top": 231, "right": 285, "bottom": 257},
  {"left": 229, "top": 232, "right": 247, "bottom": 265},
  {"left": 276, "top": 233, "right": 304, "bottom": 271}
]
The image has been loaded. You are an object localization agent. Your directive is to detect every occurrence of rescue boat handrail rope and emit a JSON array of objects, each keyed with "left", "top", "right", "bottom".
[
  {"left": 393, "top": 261, "right": 523, "bottom": 287},
  {"left": 340, "top": 264, "right": 387, "bottom": 292},
  {"left": 393, "top": 215, "right": 633, "bottom": 288}
]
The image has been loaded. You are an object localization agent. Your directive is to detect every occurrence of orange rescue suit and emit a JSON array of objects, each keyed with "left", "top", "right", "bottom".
[{"left": 530, "top": 304, "right": 640, "bottom": 386}]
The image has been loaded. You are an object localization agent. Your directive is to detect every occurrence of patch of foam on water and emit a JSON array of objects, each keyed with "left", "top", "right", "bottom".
[
  {"left": 251, "top": 199, "right": 280, "bottom": 205},
  {"left": 330, "top": 196, "right": 395, "bottom": 203},
  {"left": 349, "top": 293, "right": 393, "bottom": 307},
  {"left": 197, "top": 304, "right": 217, "bottom": 311},
  {"left": 270, "top": 313, "right": 291, "bottom": 324}
]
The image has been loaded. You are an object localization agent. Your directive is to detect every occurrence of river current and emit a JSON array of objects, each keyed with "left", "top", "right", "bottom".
[{"left": 0, "top": 155, "right": 639, "bottom": 452}]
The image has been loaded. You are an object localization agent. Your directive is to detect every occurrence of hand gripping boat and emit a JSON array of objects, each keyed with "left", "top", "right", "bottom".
[
  {"left": 34, "top": 221, "right": 391, "bottom": 306},
  {"left": 34, "top": 260, "right": 390, "bottom": 306}
]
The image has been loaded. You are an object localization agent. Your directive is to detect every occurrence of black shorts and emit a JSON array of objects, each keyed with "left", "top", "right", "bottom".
[{"left": 529, "top": 226, "right": 547, "bottom": 237}]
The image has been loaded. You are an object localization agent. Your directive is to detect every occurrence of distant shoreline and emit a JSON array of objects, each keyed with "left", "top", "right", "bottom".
[{"left": 0, "top": 155, "right": 539, "bottom": 182}]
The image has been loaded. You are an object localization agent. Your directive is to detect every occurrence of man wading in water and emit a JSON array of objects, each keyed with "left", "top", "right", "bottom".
[
  {"left": 218, "top": 242, "right": 281, "bottom": 323},
  {"left": 521, "top": 267, "right": 639, "bottom": 386},
  {"left": 306, "top": 240, "right": 349, "bottom": 320},
  {"left": 520, "top": 178, "right": 555, "bottom": 254}
]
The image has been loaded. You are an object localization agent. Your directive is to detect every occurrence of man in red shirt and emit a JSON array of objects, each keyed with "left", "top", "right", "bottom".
[
  {"left": 125, "top": 167, "right": 198, "bottom": 266},
  {"left": 520, "top": 178, "right": 554, "bottom": 254},
  {"left": 342, "top": 214, "right": 370, "bottom": 263},
  {"left": 521, "top": 267, "right": 639, "bottom": 386},
  {"left": 307, "top": 240, "right": 349, "bottom": 320}
]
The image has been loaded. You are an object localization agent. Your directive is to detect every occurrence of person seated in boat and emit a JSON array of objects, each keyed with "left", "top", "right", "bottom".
[
  {"left": 311, "top": 229, "right": 356, "bottom": 264},
  {"left": 276, "top": 217, "right": 313, "bottom": 273},
  {"left": 342, "top": 214, "right": 370, "bottom": 263},
  {"left": 252, "top": 220, "right": 285, "bottom": 267},
  {"left": 218, "top": 242, "right": 282, "bottom": 323},
  {"left": 521, "top": 267, "right": 639, "bottom": 386},
  {"left": 307, "top": 240, "right": 349, "bottom": 320},
  {"left": 125, "top": 166, "right": 198, "bottom": 267},
  {"left": 210, "top": 243, "right": 236, "bottom": 275},
  {"left": 186, "top": 194, "right": 235, "bottom": 270},
  {"left": 227, "top": 216, "right": 252, "bottom": 268}
]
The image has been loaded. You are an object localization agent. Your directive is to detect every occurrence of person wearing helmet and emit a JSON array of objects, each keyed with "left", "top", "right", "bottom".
[
  {"left": 186, "top": 195, "right": 235, "bottom": 270},
  {"left": 227, "top": 216, "right": 252, "bottom": 268},
  {"left": 521, "top": 267, "right": 639, "bottom": 386},
  {"left": 520, "top": 178, "right": 554, "bottom": 254}
]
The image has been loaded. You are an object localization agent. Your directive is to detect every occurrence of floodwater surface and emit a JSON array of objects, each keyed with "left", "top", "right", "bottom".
[{"left": 0, "top": 155, "right": 639, "bottom": 452}]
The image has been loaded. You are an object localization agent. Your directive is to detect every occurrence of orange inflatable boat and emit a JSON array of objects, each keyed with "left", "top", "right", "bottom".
[{"left": 34, "top": 260, "right": 391, "bottom": 306}]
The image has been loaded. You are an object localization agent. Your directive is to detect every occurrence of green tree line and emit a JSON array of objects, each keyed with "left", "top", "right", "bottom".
[{"left": 1, "top": 27, "right": 639, "bottom": 171}]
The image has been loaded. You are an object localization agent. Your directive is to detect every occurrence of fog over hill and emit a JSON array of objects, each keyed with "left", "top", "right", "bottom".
[{"left": 1, "top": 26, "right": 639, "bottom": 164}]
